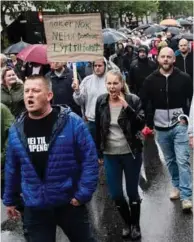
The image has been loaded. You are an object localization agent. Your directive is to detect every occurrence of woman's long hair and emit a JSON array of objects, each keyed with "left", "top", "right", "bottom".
[{"left": 105, "top": 69, "right": 130, "bottom": 95}]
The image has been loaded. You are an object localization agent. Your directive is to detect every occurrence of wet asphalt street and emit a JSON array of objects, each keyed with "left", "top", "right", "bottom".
[{"left": 1, "top": 137, "right": 193, "bottom": 242}]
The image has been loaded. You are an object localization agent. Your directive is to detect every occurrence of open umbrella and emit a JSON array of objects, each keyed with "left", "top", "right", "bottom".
[
  {"left": 178, "top": 19, "right": 192, "bottom": 26},
  {"left": 135, "top": 24, "right": 151, "bottom": 31},
  {"left": 167, "top": 27, "right": 181, "bottom": 35},
  {"left": 102, "top": 30, "right": 128, "bottom": 44},
  {"left": 3, "top": 40, "right": 31, "bottom": 54},
  {"left": 144, "top": 25, "right": 167, "bottom": 35},
  {"left": 172, "top": 33, "right": 193, "bottom": 41},
  {"left": 160, "top": 19, "right": 180, "bottom": 27},
  {"left": 118, "top": 27, "right": 132, "bottom": 34},
  {"left": 17, "top": 44, "right": 48, "bottom": 65}
]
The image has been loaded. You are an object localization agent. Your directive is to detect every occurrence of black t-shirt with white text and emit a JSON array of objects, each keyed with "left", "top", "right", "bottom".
[{"left": 24, "top": 109, "right": 59, "bottom": 180}]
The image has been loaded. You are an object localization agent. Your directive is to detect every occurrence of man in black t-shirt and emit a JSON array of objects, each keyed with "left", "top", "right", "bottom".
[{"left": 4, "top": 74, "right": 98, "bottom": 242}]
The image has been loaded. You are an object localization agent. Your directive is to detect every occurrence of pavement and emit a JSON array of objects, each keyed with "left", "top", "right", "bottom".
[{"left": 1, "top": 136, "right": 193, "bottom": 242}]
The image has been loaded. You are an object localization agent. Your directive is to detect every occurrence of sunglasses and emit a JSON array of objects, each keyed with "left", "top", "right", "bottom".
[{"left": 94, "top": 65, "right": 103, "bottom": 67}]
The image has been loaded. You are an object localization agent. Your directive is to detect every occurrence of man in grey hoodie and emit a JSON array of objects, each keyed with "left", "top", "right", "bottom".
[
  {"left": 72, "top": 58, "right": 108, "bottom": 143},
  {"left": 188, "top": 95, "right": 194, "bottom": 148}
]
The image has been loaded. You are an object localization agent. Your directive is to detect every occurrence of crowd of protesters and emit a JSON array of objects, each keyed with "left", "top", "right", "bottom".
[{"left": 0, "top": 27, "right": 193, "bottom": 242}]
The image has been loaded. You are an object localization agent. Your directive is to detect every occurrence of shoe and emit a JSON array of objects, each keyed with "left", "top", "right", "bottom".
[
  {"left": 130, "top": 201, "right": 142, "bottom": 241},
  {"left": 170, "top": 188, "right": 180, "bottom": 200},
  {"left": 182, "top": 200, "right": 192, "bottom": 211},
  {"left": 131, "top": 225, "right": 141, "bottom": 241},
  {"left": 122, "top": 227, "right": 130, "bottom": 239}
]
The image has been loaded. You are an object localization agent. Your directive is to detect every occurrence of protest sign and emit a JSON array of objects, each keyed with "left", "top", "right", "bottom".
[{"left": 43, "top": 13, "right": 104, "bottom": 62}]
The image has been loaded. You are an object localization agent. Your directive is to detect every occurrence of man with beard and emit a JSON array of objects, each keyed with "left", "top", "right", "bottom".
[
  {"left": 174, "top": 38, "right": 193, "bottom": 80},
  {"left": 129, "top": 45, "right": 157, "bottom": 95},
  {"left": 140, "top": 47, "right": 193, "bottom": 211},
  {"left": 165, "top": 32, "right": 178, "bottom": 52}
]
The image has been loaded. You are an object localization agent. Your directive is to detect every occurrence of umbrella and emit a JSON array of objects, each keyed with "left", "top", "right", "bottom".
[
  {"left": 135, "top": 24, "right": 151, "bottom": 31},
  {"left": 102, "top": 30, "right": 128, "bottom": 44},
  {"left": 118, "top": 27, "right": 132, "bottom": 34},
  {"left": 178, "top": 19, "right": 192, "bottom": 26},
  {"left": 172, "top": 34, "right": 193, "bottom": 41},
  {"left": 144, "top": 25, "right": 167, "bottom": 35},
  {"left": 167, "top": 27, "right": 181, "bottom": 36},
  {"left": 17, "top": 44, "right": 48, "bottom": 65},
  {"left": 160, "top": 19, "right": 180, "bottom": 27},
  {"left": 3, "top": 40, "right": 31, "bottom": 54}
]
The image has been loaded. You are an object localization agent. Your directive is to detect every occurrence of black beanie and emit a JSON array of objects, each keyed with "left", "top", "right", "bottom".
[{"left": 138, "top": 45, "right": 149, "bottom": 55}]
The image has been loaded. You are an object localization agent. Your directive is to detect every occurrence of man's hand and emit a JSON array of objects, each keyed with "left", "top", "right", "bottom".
[
  {"left": 71, "top": 80, "right": 79, "bottom": 91},
  {"left": 6, "top": 206, "right": 20, "bottom": 220},
  {"left": 189, "top": 136, "right": 194, "bottom": 148},
  {"left": 98, "top": 159, "right": 104, "bottom": 165},
  {"left": 70, "top": 198, "right": 81, "bottom": 206}
]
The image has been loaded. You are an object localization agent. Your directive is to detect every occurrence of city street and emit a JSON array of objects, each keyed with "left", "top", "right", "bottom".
[{"left": 1, "top": 137, "right": 193, "bottom": 242}]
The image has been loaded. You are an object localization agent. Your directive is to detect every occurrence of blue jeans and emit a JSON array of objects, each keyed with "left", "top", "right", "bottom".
[
  {"left": 155, "top": 124, "right": 192, "bottom": 200},
  {"left": 23, "top": 204, "right": 96, "bottom": 242},
  {"left": 87, "top": 121, "right": 96, "bottom": 143},
  {"left": 103, "top": 153, "right": 142, "bottom": 202}
]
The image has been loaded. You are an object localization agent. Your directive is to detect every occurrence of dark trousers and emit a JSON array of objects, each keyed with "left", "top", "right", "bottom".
[
  {"left": 103, "top": 153, "right": 142, "bottom": 202},
  {"left": 24, "top": 204, "right": 96, "bottom": 242},
  {"left": 86, "top": 121, "right": 96, "bottom": 143}
]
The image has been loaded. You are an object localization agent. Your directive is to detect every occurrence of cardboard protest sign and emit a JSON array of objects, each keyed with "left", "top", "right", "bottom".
[{"left": 43, "top": 13, "right": 104, "bottom": 62}]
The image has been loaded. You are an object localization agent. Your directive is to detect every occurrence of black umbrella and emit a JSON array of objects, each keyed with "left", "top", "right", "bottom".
[
  {"left": 135, "top": 24, "right": 151, "bottom": 31},
  {"left": 144, "top": 25, "right": 167, "bottom": 35},
  {"left": 4, "top": 40, "right": 31, "bottom": 54},
  {"left": 167, "top": 27, "right": 181, "bottom": 36},
  {"left": 179, "top": 19, "right": 192, "bottom": 26},
  {"left": 172, "top": 33, "right": 193, "bottom": 41},
  {"left": 102, "top": 30, "right": 128, "bottom": 44},
  {"left": 118, "top": 27, "right": 132, "bottom": 34}
]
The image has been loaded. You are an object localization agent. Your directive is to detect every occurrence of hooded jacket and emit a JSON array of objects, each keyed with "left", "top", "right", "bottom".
[
  {"left": 140, "top": 67, "right": 193, "bottom": 130},
  {"left": 129, "top": 46, "right": 157, "bottom": 94},
  {"left": 1, "top": 82, "right": 25, "bottom": 118},
  {"left": 174, "top": 52, "right": 193, "bottom": 79},
  {"left": 3, "top": 106, "right": 98, "bottom": 208},
  {"left": 45, "top": 67, "right": 82, "bottom": 116},
  {"left": 123, "top": 44, "right": 137, "bottom": 73},
  {"left": 188, "top": 96, "right": 193, "bottom": 138},
  {"left": 1, "top": 103, "right": 14, "bottom": 180},
  {"left": 73, "top": 58, "right": 109, "bottom": 121}
]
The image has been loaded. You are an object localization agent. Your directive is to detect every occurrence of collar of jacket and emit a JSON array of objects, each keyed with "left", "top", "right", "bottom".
[
  {"left": 50, "top": 67, "right": 71, "bottom": 79},
  {"left": 14, "top": 105, "right": 70, "bottom": 153},
  {"left": 152, "top": 66, "right": 181, "bottom": 78},
  {"left": 1, "top": 82, "right": 23, "bottom": 92}
]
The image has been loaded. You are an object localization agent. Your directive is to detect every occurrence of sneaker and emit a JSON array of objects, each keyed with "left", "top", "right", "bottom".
[
  {"left": 170, "top": 188, "right": 180, "bottom": 200},
  {"left": 182, "top": 200, "right": 192, "bottom": 211},
  {"left": 122, "top": 227, "right": 130, "bottom": 238},
  {"left": 131, "top": 225, "right": 141, "bottom": 241}
]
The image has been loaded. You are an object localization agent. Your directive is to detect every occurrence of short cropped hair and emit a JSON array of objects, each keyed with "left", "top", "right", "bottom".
[
  {"left": 0, "top": 54, "right": 8, "bottom": 67},
  {"left": 26, "top": 74, "right": 52, "bottom": 91}
]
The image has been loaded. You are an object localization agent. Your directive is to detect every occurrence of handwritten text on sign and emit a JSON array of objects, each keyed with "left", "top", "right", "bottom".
[{"left": 43, "top": 14, "right": 103, "bottom": 62}]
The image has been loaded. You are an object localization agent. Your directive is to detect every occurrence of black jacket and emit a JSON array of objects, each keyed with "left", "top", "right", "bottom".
[
  {"left": 129, "top": 58, "right": 157, "bottom": 95},
  {"left": 45, "top": 67, "right": 82, "bottom": 116},
  {"left": 174, "top": 52, "right": 193, "bottom": 80},
  {"left": 95, "top": 93, "right": 145, "bottom": 158},
  {"left": 140, "top": 67, "right": 193, "bottom": 130}
]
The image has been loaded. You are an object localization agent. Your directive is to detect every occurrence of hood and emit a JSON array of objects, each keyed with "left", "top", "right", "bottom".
[
  {"left": 124, "top": 44, "right": 134, "bottom": 54},
  {"left": 148, "top": 67, "right": 182, "bottom": 79},
  {"left": 92, "top": 57, "right": 108, "bottom": 77},
  {"left": 138, "top": 45, "right": 149, "bottom": 55}
]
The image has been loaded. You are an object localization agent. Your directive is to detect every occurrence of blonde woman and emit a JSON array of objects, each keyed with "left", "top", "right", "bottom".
[{"left": 95, "top": 70, "right": 145, "bottom": 240}]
